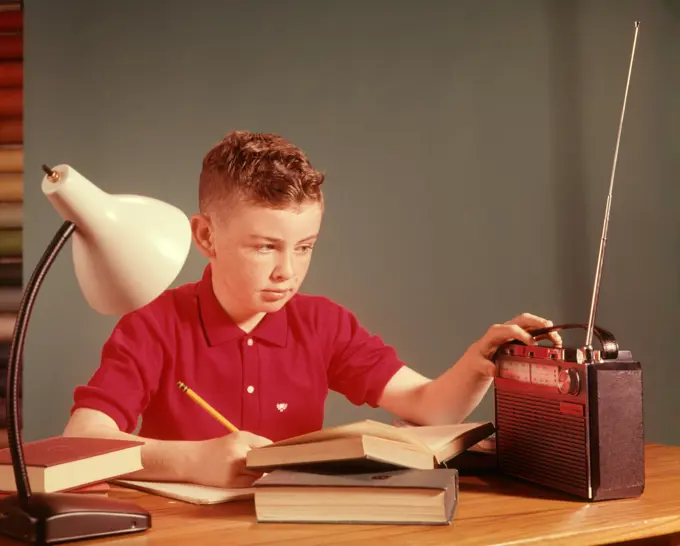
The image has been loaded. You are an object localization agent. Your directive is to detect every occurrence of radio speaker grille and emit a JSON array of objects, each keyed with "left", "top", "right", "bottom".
[{"left": 495, "top": 390, "right": 589, "bottom": 497}]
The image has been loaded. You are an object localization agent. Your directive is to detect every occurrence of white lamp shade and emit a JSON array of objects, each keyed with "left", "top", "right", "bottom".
[{"left": 41, "top": 164, "right": 192, "bottom": 316}]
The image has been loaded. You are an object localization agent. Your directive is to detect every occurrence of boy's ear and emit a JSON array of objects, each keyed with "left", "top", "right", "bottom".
[{"left": 190, "top": 213, "right": 216, "bottom": 258}]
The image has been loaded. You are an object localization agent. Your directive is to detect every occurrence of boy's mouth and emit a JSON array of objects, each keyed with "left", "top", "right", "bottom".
[{"left": 261, "top": 289, "right": 292, "bottom": 302}]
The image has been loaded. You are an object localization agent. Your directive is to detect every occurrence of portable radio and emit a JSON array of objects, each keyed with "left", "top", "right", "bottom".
[
  {"left": 492, "top": 22, "right": 644, "bottom": 501},
  {"left": 493, "top": 324, "right": 644, "bottom": 500}
]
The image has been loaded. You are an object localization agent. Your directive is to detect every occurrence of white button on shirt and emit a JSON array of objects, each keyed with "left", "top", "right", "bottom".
[
  {"left": 247, "top": 338, "right": 254, "bottom": 346},
  {"left": 247, "top": 385, "right": 255, "bottom": 394}
]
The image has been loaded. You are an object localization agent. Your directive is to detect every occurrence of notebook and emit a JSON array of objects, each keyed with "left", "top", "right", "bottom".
[{"left": 112, "top": 479, "right": 254, "bottom": 505}]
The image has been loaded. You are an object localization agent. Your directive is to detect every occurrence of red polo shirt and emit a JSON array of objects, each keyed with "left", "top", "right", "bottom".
[{"left": 71, "top": 264, "right": 405, "bottom": 442}]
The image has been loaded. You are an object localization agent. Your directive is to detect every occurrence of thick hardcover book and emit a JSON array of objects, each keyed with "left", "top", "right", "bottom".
[
  {"left": 254, "top": 468, "right": 459, "bottom": 525},
  {"left": 0, "top": 436, "right": 145, "bottom": 493}
]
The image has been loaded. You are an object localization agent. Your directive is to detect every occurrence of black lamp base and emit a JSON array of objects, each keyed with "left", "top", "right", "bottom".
[{"left": 0, "top": 492, "right": 151, "bottom": 544}]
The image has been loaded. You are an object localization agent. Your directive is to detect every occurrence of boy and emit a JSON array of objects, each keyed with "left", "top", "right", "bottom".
[{"left": 63, "top": 131, "right": 561, "bottom": 489}]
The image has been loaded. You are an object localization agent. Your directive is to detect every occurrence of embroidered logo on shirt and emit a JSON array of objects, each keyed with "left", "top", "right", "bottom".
[{"left": 276, "top": 403, "right": 288, "bottom": 412}]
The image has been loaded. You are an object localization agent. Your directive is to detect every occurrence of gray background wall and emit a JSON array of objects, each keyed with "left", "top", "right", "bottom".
[{"left": 22, "top": 0, "right": 679, "bottom": 444}]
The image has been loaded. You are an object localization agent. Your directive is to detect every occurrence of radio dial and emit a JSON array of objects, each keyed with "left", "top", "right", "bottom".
[{"left": 558, "top": 368, "right": 580, "bottom": 395}]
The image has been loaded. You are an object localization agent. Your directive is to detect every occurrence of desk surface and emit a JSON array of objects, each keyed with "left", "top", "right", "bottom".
[{"left": 3, "top": 444, "right": 680, "bottom": 545}]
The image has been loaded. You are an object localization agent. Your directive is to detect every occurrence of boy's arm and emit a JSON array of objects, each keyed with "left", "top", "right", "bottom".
[
  {"left": 378, "top": 313, "right": 562, "bottom": 425},
  {"left": 64, "top": 408, "right": 269, "bottom": 487},
  {"left": 64, "top": 309, "right": 270, "bottom": 488}
]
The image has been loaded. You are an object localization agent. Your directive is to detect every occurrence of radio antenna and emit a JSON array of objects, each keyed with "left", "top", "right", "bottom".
[{"left": 585, "top": 21, "right": 640, "bottom": 353}]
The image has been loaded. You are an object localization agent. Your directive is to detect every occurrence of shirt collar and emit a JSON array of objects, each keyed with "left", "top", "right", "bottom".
[{"left": 196, "top": 264, "right": 288, "bottom": 348}]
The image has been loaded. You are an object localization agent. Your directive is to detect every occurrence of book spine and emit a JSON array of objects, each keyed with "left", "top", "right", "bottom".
[{"left": 0, "top": 3, "right": 23, "bottom": 430}]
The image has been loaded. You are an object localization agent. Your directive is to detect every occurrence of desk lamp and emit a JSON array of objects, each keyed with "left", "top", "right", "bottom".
[{"left": 0, "top": 164, "right": 192, "bottom": 544}]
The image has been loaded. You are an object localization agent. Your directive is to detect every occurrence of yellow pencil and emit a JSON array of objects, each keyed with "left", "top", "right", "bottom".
[{"left": 176, "top": 381, "right": 239, "bottom": 433}]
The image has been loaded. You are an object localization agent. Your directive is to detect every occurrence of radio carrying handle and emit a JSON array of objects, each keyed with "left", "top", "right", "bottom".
[{"left": 527, "top": 323, "right": 619, "bottom": 360}]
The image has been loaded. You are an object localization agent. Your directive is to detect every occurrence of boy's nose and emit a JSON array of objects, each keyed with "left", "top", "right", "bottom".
[{"left": 274, "top": 254, "right": 295, "bottom": 281}]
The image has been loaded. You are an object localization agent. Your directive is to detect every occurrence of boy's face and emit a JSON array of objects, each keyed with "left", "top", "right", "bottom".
[{"left": 192, "top": 199, "right": 323, "bottom": 320}]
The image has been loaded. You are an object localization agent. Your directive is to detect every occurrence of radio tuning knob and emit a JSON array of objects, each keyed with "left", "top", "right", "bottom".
[{"left": 558, "top": 368, "right": 580, "bottom": 395}]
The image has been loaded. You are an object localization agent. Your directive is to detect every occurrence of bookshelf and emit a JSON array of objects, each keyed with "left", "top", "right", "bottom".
[{"left": 0, "top": 1, "right": 22, "bottom": 436}]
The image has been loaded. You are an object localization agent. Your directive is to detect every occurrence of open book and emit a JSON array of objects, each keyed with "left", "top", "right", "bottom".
[{"left": 246, "top": 419, "right": 495, "bottom": 472}]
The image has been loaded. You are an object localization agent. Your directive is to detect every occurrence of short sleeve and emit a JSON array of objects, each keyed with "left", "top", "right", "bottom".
[
  {"left": 71, "top": 309, "right": 168, "bottom": 433},
  {"left": 326, "top": 303, "right": 405, "bottom": 408}
]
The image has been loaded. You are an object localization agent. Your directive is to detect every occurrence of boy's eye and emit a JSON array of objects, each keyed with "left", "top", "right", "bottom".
[
  {"left": 297, "top": 245, "right": 314, "bottom": 253},
  {"left": 256, "top": 244, "right": 276, "bottom": 252}
]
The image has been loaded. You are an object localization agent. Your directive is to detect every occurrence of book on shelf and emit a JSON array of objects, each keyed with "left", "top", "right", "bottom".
[
  {"left": 0, "top": 146, "right": 21, "bottom": 172},
  {"left": 0, "top": 174, "right": 22, "bottom": 202},
  {"left": 0, "top": 436, "right": 144, "bottom": 494},
  {"left": 253, "top": 467, "right": 459, "bottom": 525},
  {"left": 0, "top": 118, "right": 21, "bottom": 145},
  {"left": 0, "top": 87, "right": 20, "bottom": 118},
  {"left": 0, "top": 35, "right": 21, "bottom": 61},
  {"left": 0, "top": 257, "right": 21, "bottom": 286},
  {"left": 0, "top": 228, "right": 21, "bottom": 255},
  {"left": 0, "top": 286, "right": 21, "bottom": 311},
  {"left": 0, "top": 313, "right": 15, "bottom": 342},
  {"left": 246, "top": 419, "right": 495, "bottom": 472},
  {"left": 0, "top": 203, "right": 22, "bottom": 229},
  {"left": 0, "top": 61, "right": 22, "bottom": 87},
  {"left": 0, "top": 2, "right": 22, "bottom": 17}
]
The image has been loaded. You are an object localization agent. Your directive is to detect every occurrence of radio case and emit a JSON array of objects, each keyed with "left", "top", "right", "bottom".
[{"left": 493, "top": 323, "right": 644, "bottom": 501}]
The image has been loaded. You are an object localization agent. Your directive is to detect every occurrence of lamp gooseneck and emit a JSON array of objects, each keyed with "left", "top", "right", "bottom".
[{"left": 7, "top": 220, "right": 76, "bottom": 504}]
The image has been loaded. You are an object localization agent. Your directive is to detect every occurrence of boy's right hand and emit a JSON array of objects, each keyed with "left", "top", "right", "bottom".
[{"left": 185, "top": 431, "right": 272, "bottom": 488}]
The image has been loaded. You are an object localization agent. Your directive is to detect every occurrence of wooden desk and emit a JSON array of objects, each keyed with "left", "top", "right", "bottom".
[{"left": 2, "top": 444, "right": 679, "bottom": 545}]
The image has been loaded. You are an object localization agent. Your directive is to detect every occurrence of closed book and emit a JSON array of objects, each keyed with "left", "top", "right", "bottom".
[
  {"left": 0, "top": 229, "right": 21, "bottom": 255},
  {"left": 254, "top": 468, "right": 459, "bottom": 525},
  {"left": 0, "top": 146, "right": 21, "bottom": 172},
  {"left": 0, "top": 7, "right": 21, "bottom": 32},
  {"left": 0, "top": 341, "right": 9, "bottom": 368},
  {"left": 0, "top": 35, "right": 21, "bottom": 61},
  {"left": 0, "top": 87, "right": 20, "bottom": 117},
  {"left": 0, "top": 436, "right": 145, "bottom": 493},
  {"left": 0, "top": 313, "right": 14, "bottom": 341},
  {"left": 0, "top": 286, "right": 21, "bottom": 311},
  {"left": 246, "top": 419, "right": 495, "bottom": 473},
  {"left": 0, "top": 62, "right": 22, "bottom": 88},
  {"left": 0, "top": 173, "right": 20, "bottom": 201},
  {"left": 0, "top": 257, "right": 20, "bottom": 285},
  {"left": 0, "top": 203, "right": 21, "bottom": 228},
  {"left": 0, "top": 118, "right": 20, "bottom": 144}
]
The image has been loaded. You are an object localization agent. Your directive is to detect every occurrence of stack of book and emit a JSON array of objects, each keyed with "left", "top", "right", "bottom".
[
  {"left": 0, "top": 2, "right": 23, "bottom": 434},
  {"left": 113, "top": 419, "right": 496, "bottom": 526},
  {"left": 244, "top": 419, "right": 495, "bottom": 525}
]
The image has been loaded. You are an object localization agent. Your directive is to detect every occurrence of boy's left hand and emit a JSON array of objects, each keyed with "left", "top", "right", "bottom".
[{"left": 465, "top": 313, "right": 563, "bottom": 377}]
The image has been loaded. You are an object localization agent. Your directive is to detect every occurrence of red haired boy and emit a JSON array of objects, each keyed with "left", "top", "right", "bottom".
[{"left": 64, "top": 131, "right": 559, "bottom": 488}]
